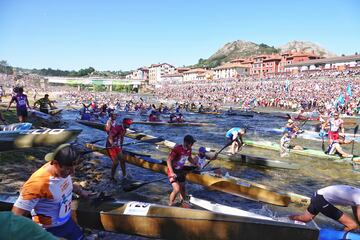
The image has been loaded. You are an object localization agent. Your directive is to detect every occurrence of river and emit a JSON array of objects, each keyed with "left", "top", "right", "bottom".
[{"left": 61, "top": 106, "right": 360, "bottom": 238}]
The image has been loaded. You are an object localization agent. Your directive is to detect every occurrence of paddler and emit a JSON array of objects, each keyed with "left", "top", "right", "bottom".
[
  {"left": 324, "top": 112, "right": 345, "bottom": 145},
  {"left": 225, "top": 128, "right": 246, "bottom": 155},
  {"left": 106, "top": 118, "right": 133, "bottom": 180},
  {"left": 285, "top": 119, "right": 301, "bottom": 136},
  {"left": 166, "top": 135, "right": 198, "bottom": 206},
  {"left": 11, "top": 144, "right": 93, "bottom": 239},
  {"left": 149, "top": 110, "right": 160, "bottom": 122},
  {"left": 169, "top": 113, "right": 177, "bottom": 123},
  {"left": 280, "top": 130, "right": 303, "bottom": 157},
  {"left": 80, "top": 103, "right": 92, "bottom": 120},
  {"left": 105, "top": 110, "right": 118, "bottom": 133},
  {"left": 326, "top": 136, "right": 353, "bottom": 158},
  {"left": 33, "top": 94, "right": 54, "bottom": 114},
  {"left": 193, "top": 147, "right": 218, "bottom": 170},
  {"left": 289, "top": 185, "right": 360, "bottom": 231},
  {"left": 177, "top": 113, "right": 185, "bottom": 122},
  {"left": 7, "top": 87, "right": 31, "bottom": 123}
]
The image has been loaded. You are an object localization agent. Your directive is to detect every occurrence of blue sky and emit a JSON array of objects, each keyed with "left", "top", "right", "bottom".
[{"left": 0, "top": 0, "right": 359, "bottom": 71}]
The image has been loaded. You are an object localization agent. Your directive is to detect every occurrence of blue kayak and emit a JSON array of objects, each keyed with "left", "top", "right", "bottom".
[{"left": 319, "top": 228, "right": 360, "bottom": 240}]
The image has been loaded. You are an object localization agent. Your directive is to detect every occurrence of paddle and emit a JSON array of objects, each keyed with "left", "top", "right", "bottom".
[
  {"left": 321, "top": 132, "right": 326, "bottom": 152},
  {"left": 122, "top": 165, "right": 221, "bottom": 192},
  {"left": 351, "top": 125, "right": 359, "bottom": 162},
  {"left": 123, "top": 176, "right": 168, "bottom": 192},
  {"left": 202, "top": 137, "right": 240, "bottom": 169},
  {"left": 122, "top": 137, "right": 165, "bottom": 146}
]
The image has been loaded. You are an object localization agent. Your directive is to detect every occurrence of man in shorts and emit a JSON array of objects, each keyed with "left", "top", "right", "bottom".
[
  {"left": 289, "top": 185, "right": 360, "bottom": 231},
  {"left": 166, "top": 135, "right": 198, "bottom": 206},
  {"left": 106, "top": 118, "right": 133, "bottom": 180},
  {"left": 7, "top": 87, "right": 31, "bottom": 122}
]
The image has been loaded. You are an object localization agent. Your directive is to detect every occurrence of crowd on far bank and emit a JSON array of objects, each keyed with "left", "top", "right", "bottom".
[{"left": 155, "top": 68, "right": 360, "bottom": 114}]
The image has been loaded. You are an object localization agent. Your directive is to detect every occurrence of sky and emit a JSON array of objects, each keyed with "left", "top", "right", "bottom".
[{"left": 0, "top": 0, "right": 359, "bottom": 71}]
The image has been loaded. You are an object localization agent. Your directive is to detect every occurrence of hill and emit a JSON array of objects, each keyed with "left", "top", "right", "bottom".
[{"left": 191, "top": 40, "right": 336, "bottom": 68}]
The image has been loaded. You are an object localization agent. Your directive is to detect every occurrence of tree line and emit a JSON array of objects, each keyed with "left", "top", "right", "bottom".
[{"left": 0, "top": 60, "right": 130, "bottom": 78}]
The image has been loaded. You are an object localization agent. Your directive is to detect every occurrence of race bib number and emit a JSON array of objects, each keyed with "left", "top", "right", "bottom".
[
  {"left": 124, "top": 201, "right": 151, "bottom": 216},
  {"left": 18, "top": 99, "right": 26, "bottom": 106},
  {"left": 58, "top": 192, "right": 72, "bottom": 220},
  {"left": 176, "top": 156, "right": 188, "bottom": 168}
]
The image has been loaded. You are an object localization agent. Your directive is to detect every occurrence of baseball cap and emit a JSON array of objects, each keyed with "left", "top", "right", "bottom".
[
  {"left": 45, "top": 144, "right": 79, "bottom": 166},
  {"left": 199, "top": 147, "right": 207, "bottom": 153},
  {"left": 184, "top": 135, "right": 196, "bottom": 144}
]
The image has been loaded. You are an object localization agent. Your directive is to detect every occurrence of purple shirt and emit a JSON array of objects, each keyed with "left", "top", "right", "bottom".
[{"left": 12, "top": 93, "right": 28, "bottom": 110}]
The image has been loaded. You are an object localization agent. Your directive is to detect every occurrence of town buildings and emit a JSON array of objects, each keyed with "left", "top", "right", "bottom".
[{"left": 125, "top": 52, "right": 360, "bottom": 85}]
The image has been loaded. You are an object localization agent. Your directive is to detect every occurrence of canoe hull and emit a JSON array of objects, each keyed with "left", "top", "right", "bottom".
[
  {"left": 133, "top": 121, "right": 215, "bottom": 127},
  {"left": 85, "top": 144, "right": 291, "bottom": 206},
  {"left": 0, "top": 194, "right": 318, "bottom": 240},
  {"left": 244, "top": 139, "right": 360, "bottom": 161},
  {"left": 0, "top": 129, "right": 82, "bottom": 152}
]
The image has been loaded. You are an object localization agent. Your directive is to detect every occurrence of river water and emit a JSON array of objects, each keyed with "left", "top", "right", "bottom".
[{"left": 61, "top": 107, "right": 360, "bottom": 237}]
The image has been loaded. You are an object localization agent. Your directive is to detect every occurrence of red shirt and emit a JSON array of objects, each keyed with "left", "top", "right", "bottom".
[
  {"left": 106, "top": 125, "right": 126, "bottom": 147},
  {"left": 169, "top": 144, "right": 192, "bottom": 170}
]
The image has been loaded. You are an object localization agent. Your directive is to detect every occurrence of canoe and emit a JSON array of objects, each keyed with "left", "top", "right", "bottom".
[
  {"left": 76, "top": 120, "right": 298, "bottom": 170},
  {"left": 206, "top": 151, "right": 300, "bottom": 170},
  {"left": 49, "top": 108, "right": 63, "bottom": 116},
  {"left": 132, "top": 121, "right": 215, "bottom": 127},
  {"left": 270, "top": 128, "right": 360, "bottom": 142},
  {"left": 85, "top": 143, "right": 312, "bottom": 206},
  {"left": 0, "top": 122, "right": 32, "bottom": 131},
  {"left": 28, "top": 109, "right": 60, "bottom": 123},
  {"left": 76, "top": 120, "right": 106, "bottom": 131},
  {"left": 243, "top": 139, "right": 360, "bottom": 161},
  {"left": 189, "top": 195, "right": 360, "bottom": 240},
  {"left": 195, "top": 111, "right": 222, "bottom": 115},
  {"left": 0, "top": 193, "right": 318, "bottom": 240},
  {"left": 124, "top": 131, "right": 299, "bottom": 170},
  {"left": 224, "top": 111, "right": 254, "bottom": 117},
  {"left": 0, "top": 128, "right": 82, "bottom": 152}
]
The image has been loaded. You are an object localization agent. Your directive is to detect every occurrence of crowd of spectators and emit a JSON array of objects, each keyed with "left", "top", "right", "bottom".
[{"left": 155, "top": 68, "right": 360, "bottom": 114}]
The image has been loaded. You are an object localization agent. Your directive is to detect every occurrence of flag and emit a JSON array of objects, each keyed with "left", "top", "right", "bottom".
[
  {"left": 345, "top": 84, "right": 352, "bottom": 103},
  {"left": 285, "top": 80, "right": 289, "bottom": 93},
  {"left": 346, "top": 84, "right": 352, "bottom": 98},
  {"left": 337, "top": 94, "right": 345, "bottom": 106}
]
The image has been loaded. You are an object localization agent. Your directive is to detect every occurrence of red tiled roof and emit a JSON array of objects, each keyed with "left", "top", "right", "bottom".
[
  {"left": 214, "top": 62, "right": 250, "bottom": 70},
  {"left": 230, "top": 58, "right": 245, "bottom": 63},
  {"left": 183, "top": 68, "right": 206, "bottom": 74}
]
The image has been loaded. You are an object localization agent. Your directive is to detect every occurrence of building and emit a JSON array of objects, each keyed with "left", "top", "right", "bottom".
[
  {"left": 213, "top": 62, "right": 249, "bottom": 79},
  {"left": 183, "top": 68, "right": 207, "bottom": 82},
  {"left": 133, "top": 67, "right": 149, "bottom": 80},
  {"left": 284, "top": 54, "right": 360, "bottom": 72},
  {"left": 176, "top": 67, "right": 191, "bottom": 73},
  {"left": 161, "top": 73, "right": 184, "bottom": 83},
  {"left": 278, "top": 51, "right": 321, "bottom": 73},
  {"left": 148, "top": 63, "right": 176, "bottom": 85},
  {"left": 250, "top": 55, "right": 268, "bottom": 76},
  {"left": 126, "top": 67, "right": 149, "bottom": 80}
]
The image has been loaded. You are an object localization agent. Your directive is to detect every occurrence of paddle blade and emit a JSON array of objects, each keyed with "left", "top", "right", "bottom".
[
  {"left": 123, "top": 177, "right": 168, "bottom": 192},
  {"left": 123, "top": 182, "right": 147, "bottom": 192},
  {"left": 354, "top": 125, "right": 359, "bottom": 135}
]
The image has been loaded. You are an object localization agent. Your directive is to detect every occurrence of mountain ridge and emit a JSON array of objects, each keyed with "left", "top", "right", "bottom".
[{"left": 192, "top": 40, "right": 337, "bottom": 68}]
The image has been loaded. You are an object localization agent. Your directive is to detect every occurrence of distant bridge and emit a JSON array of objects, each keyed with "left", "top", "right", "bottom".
[
  {"left": 45, "top": 76, "right": 147, "bottom": 91},
  {"left": 46, "top": 76, "right": 146, "bottom": 86}
]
